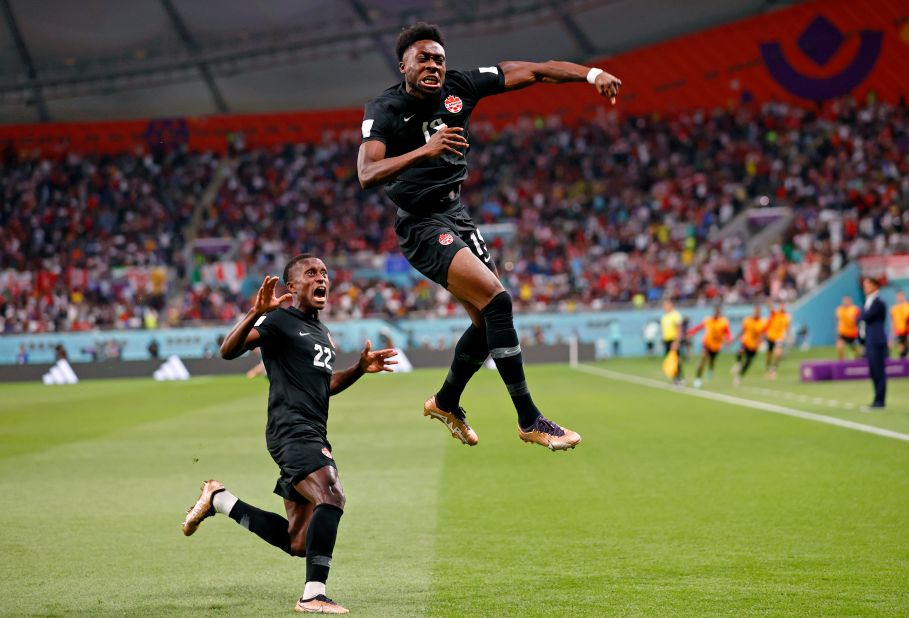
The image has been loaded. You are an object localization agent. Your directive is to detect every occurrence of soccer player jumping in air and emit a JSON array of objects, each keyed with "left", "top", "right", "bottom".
[
  {"left": 181, "top": 255, "right": 397, "bottom": 615},
  {"left": 357, "top": 22, "right": 621, "bottom": 450}
]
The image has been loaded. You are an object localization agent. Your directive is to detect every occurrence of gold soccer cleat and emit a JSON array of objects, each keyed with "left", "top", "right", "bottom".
[
  {"left": 181, "top": 479, "right": 224, "bottom": 536},
  {"left": 518, "top": 416, "right": 582, "bottom": 451},
  {"left": 295, "top": 594, "right": 349, "bottom": 614},
  {"left": 423, "top": 395, "right": 479, "bottom": 446}
]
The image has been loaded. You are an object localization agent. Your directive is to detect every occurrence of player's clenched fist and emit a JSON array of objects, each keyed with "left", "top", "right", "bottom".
[
  {"left": 593, "top": 71, "right": 622, "bottom": 104},
  {"left": 422, "top": 125, "right": 468, "bottom": 158},
  {"left": 254, "top": 275, "right": 292, "bottom": 315}
]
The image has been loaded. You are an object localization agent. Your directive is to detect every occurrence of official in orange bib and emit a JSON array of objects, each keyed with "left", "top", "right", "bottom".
[{"left": 835, "top": 296, "right": 861, "bottom": 360}]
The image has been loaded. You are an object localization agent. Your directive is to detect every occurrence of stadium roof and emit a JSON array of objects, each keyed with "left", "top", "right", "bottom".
[{"left": 0, "top": 0, "right": 799, "bottom": 124}]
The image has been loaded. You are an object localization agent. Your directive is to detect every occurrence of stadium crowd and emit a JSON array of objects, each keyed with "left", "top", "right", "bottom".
[{"left": 1, "top": 97, "right": 907, "bottom": 333}]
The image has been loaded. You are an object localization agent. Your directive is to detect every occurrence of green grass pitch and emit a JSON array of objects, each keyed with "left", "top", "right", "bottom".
[{"left": 2, "top": 348, "right": 908, "bottom": 616}]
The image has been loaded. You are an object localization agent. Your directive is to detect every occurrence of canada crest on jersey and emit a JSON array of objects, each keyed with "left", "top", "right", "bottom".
[
  {"left": 444, "top": 95, "right": 463, "bottom": 113},
  {"left": 438, "top": 233, "right": 454, "bottom": 246}
]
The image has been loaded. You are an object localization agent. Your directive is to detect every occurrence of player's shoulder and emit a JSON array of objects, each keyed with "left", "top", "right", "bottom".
[
  {"left": 365, "top": 83, "right": 407, "bottom": 111},
  {"left": 256, "top": 308, "right": 291, "bottom": 326},
  {"left": 447, "top": 66, "right": 499, "bottom": 86}
]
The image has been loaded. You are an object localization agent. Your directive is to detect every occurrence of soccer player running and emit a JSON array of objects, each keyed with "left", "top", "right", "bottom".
[
  {"left": 835, "top": 296, "right": 861, "bottom": 360},
  {"left": 181, "top": 254, "right": 397, "bottom": 615},
  {"left": 687, "top": 305, "right": 732, "bottom": 388},
  {"left": 731, "top": 304, "right": 765, "bottom": 386},
  {"left": 890, "top": 290, "right": 909, "bottom": 359},
  {"left": 357, "top": 22, "right": 620, "bottom": 450},
  {"left": 764, "top": 301, "right": 791, "bottom": 378}
]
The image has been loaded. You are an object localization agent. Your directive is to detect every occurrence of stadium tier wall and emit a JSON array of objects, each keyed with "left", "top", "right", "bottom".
[{"left": 0, "top": 0, "right": 905, "bottom": 154}]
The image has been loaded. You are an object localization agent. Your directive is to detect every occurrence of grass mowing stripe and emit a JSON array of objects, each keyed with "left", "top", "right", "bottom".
[{"left": 575, "top": 364, "right": 909, "bottom": 443}]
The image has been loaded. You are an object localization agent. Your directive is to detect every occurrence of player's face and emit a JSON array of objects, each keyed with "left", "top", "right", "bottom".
[
  {"left": 401, "top": 40, "right": 446, "bottom": 98},
  {"left": 752, "top": 305, "right": 761, "bottom": 317},
  {"left": 289, "top": 258, "right": 330, "bottom": 311},
  {"left": 842, "top": 296, "right": 852, "bottom": 306}
]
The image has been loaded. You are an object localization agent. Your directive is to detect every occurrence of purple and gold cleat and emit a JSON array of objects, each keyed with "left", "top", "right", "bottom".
[{"left": 518, "top": 416, "right": 581, "bottom": 451}]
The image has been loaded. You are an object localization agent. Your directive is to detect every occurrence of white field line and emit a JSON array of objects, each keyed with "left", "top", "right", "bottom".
[{"left": 574, "top": 364, "right": 909, "bottom": 444}]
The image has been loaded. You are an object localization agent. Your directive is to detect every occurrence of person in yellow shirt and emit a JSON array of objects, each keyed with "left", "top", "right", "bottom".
[
  {"left": 660, "top": 300, "right": 684, "bottom": 383},
  {"left": 835, "top": 296, "right": 861, "bottom": 360},
  {"left": 891, "top": 290, "right": 909, "bottom": 359},
  {"left": 764, "top": 301, "right": 791, "bottom": 378},
  {"left": 687, "top": 305, "right": 732, "bottom": 388},
  {"left": 732, "top": 304, "right": 765, "bottom": 385}
]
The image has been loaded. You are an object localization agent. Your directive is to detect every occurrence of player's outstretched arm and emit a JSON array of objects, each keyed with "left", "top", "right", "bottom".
[
  {"left": 357, "top": 126, "right": 468, "bottom": 189},
  {"left": 499, "top": 61, "right": 621, "bottom": 102},
  {"left": 220, "top": 276, "right": 291, "bottom": 360},
  {"left": 330, "top": 339, "right": 397, "bottom": 395}
]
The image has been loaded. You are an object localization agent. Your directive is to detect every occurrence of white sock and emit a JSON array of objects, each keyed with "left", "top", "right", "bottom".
[
  {"left": 302, "top": 581, "right": 326, "bottom": 599},
  {"left": 212, "top": 489, "right": 238, "bottom": 516}
]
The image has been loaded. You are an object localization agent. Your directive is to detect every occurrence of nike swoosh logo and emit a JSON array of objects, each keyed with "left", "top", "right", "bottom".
[
  {"left": 299, "top": 332, "right": 312, "bottom": 337},
  {"left": 403, "top": 114, "right": 415, "bottom": 122}
]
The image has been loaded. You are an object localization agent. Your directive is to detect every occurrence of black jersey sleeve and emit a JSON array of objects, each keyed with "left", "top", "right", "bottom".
[
  {"left": 361, "top": 98, "right": 394, "bottom": 145},
  {"left": 460, "top": 65, "right": 506, "bottom": 99},
  {"left": 252, "top": 311, "right": 281, "bottom": 347}
]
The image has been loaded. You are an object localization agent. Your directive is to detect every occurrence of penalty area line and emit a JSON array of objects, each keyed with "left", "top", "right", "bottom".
[{"left": 573, "top": 364, "right": 909, "bottom": 444}]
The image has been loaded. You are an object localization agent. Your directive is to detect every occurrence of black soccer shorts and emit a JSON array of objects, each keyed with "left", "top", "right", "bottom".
[
  {"left": 268, "top": 437, "right": 337, "bottom": 504},
  {"left": 394, "top": 202, "right": 496, "bottom": 287}
]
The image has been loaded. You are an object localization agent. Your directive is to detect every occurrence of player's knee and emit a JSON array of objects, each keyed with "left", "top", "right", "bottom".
[
  {"left": 480, "top": 290, "right": 513, "bottom": 324},
  {"left": 330, "top": 485, "right": 346, "bottom": 510},
  {"left": 315, "top": 490, "right": 345, "bottom": 510}
]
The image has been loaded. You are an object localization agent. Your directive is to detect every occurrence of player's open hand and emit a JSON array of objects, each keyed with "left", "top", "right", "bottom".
[
  {"left": 594, "top": 71, "right": 622, "bottom": 104},
  {"left": 253, "top": 275, "right": 292, "bottom": 315},
  {"left": 423, "top": 125, "right": 468, "bottom": 159},
  {"left": 359, "top": 339, "right": 398, "bottom": 373}
]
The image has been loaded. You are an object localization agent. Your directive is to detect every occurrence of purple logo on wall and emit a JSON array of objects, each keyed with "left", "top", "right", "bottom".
[{"left": 759, "top": 15, "right": 883, "bottom": 102}]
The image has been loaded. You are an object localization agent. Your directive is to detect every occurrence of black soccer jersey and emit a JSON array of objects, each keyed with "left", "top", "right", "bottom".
[
  {"left": 253, "top": 307, "right": 337, "bottom": 445},
  {"left": 361, "top": 66, "right": 505, "bottom": 214}
]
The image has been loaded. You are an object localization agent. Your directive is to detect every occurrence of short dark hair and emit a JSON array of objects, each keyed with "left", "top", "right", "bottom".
[
  {"left": 283, "top": 253, "right": 316, "bottom": 284},
  {"left": 395, "top": 22, "right": 445, "bottom": 61}
]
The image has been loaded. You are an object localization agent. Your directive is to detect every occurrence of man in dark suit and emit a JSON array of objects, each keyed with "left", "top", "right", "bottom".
[{"left": 860, "top": 277, "right": 888, "bottom": 410}]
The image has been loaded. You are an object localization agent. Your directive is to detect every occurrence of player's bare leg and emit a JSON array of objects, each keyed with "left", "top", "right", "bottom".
[
  {"left": 292, "top": 466, "right": 348, "bottom": 614},
  {"left": 425, "top": 298, "right": 484, "bottom": 445},
  {"left": 446, "top": 248, "right": 581, "bottom": 451},
  {"left": 836, "top": 338, "right": 845, "bottom": 361}
]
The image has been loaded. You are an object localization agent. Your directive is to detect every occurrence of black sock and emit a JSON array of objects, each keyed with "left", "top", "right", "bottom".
[
  {"left": 228, "top": 500, "right": 292, "bottom": 555},
  {"left": 436, "top": 324, "right": 488, "bottom": 412},
  {"left": 305, "top": 504, "right": 343, "bottom": 584},
  {"left": 481, "top": 291, "right": 541, "bottom": 429}
]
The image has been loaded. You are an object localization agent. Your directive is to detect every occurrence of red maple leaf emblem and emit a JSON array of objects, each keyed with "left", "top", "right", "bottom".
[{"left": 444, "top": 95, "right": 463, "bottom": 113}]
